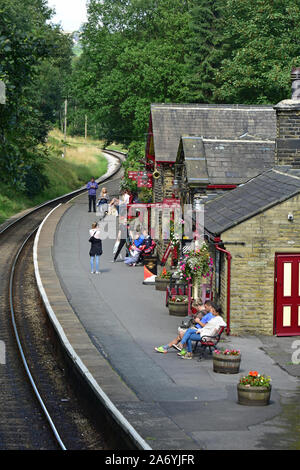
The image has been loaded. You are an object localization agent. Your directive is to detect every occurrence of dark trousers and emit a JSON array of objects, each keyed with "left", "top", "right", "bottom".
[
  {"left": 114, "top": 239, "right": 126, "bottom": 261},
  {"left": 88, "top": 195, "right": 96, "bottom": 212}
]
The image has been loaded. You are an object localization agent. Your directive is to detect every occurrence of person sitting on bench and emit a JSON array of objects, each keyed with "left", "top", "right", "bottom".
[{"left": 177, "top": 303, "right": 226, "bottom": 360}]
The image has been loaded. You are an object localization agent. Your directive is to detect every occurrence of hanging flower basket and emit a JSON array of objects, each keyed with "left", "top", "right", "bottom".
[
  {"left": 174, "top": 243, "right": 213, "bottom": 285},
  {"left": 168, "top": 295, "right": 189, "bottom": 316},
  {"left": 213, "top": 349, "right": 241, "bottom": 374},
  {"left": 237, "top": 371, "right": 272, "bottom": 406}
]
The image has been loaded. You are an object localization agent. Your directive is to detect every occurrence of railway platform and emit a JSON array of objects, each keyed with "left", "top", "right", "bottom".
[{"left": 34, "top": 179, "right": 300, "bottom": 450}]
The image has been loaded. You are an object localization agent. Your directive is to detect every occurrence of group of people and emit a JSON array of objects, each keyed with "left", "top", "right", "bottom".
[
  {"left": 155, "top": 300, "right": 226, "bottom": 360},
  {"left": 86, "top": 177, "right": 131, "bottom": 217},
  {"left": 87, "top": 179, "right": 153, "bottom": 272}
]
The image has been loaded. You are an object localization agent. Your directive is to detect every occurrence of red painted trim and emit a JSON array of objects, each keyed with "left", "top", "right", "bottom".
[
  {"left": 215, "top": 241, "right": 232, "bottom": 335},
  {"left": 274, "top": 253, "right": 300, "bottom": 336},
  {"left": 207, "top": 185, "right": 237, "bottom": 190},
  {"left": 145, "top": 115, "right": 154, "bottom": 162},
  {"left": 273, "top": 254, "right": 278, "bottom": 335}
]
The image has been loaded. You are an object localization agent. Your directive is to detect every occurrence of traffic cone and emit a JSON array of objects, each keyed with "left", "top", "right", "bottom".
[{"left": 142, "top": 264, "right": 156, "bottom": 285}]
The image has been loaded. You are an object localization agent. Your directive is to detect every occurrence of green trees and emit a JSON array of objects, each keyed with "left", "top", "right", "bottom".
[
  {"left": 70, "top": 0, "right": 191, "bottom": 144},
  {"left": 184, "top": 0, "right": 224, "bottom": 103},
  {"left": 70, "top": 0, "right": 300, "bottom": 144},
  {"left": 213, "top": 0, "right": 300, "bottom": 104},
  {"left": 0, "top": 0, "right": 73, "bottom": 193},
  {"left": 2, "top": 0, "right": 300, "bottom": 196}
]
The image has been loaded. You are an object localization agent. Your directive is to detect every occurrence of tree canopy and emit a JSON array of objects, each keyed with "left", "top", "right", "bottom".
[
  {"left": 2, "top": 0, "right": 300, "bottom": 194},
  {"left": 0, "top": 0, "right": 73, "bottom": 193}
]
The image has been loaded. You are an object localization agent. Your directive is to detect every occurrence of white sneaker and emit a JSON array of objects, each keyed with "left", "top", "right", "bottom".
[
  {"left": 91, "top": 271, "right": 94, "bottom": 274},
  {"left": 96, "top": 271, "right": 100, "bottom": 274}
]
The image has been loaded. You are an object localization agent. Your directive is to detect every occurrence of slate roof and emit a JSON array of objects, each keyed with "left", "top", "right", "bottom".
[
  {"left": 151, "top": 103, "right": 276, "bottom": 163},
  {"left": 177, "top": 136, "right": 275, "bottom": 185},
  {"left": 204, "top": 167, "right": 300, "bottom": 236}
]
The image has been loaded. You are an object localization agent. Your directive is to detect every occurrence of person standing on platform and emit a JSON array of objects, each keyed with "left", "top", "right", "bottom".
[
  {"left": 97, "top": 187, "right": 109, "bottom": 219},
  {"left": 112, "top": 217, "right": 128, "bottom": 262},
  {"left": 89, "top": 222, "right": 103, "bottom": 274},
  {"left": 86, "top": 177, "right": 98, "bottom": 212}
]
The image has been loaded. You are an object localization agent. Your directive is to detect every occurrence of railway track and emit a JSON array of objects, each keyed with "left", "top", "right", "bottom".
[{"left": 0, "top": 150, "right": 125, "bottom": 450}]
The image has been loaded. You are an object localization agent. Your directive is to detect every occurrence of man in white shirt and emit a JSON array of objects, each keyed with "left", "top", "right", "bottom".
[{"left": 180, "top": 303, "right": 226, "bottom": 359}]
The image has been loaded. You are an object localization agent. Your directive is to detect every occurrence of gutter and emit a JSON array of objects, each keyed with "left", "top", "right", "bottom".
[{"left": 214, "top": 237, "right": 232, "bottom": 335}]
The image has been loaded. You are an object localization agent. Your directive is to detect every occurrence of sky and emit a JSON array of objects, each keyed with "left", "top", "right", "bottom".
[{"left": 47, "top": 0, "right": 88, "bottom": 32}]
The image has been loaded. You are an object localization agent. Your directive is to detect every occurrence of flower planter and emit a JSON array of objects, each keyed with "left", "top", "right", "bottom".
[
  {"left": 213, "top": 353, "right": 241, "bottom": 374},
  {"left": 168, "top": 300, "right": 189, "bottom": 316},
  {"left": 155, "top": 277, "right": 170, "bottom": 291},
  {"left": 237, "top": 384, "right": 272, "bottom": 406}
]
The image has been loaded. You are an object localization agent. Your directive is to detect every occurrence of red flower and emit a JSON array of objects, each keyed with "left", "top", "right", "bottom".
[{"left": 249, "top": 371, "right": 259, "bottom": 377}]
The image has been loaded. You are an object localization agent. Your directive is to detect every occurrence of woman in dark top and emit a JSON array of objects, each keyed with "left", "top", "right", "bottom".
[{"left": 89, "top": 222, "right": 103, "bottom": 274}]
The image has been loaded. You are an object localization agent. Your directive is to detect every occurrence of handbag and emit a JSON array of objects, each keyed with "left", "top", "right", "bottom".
[
  {"left": 89, "top": 230, "right": 98, "bottom": 243},
  {"left": 180, "top": 316, "right": 194, "bottom": 329}
]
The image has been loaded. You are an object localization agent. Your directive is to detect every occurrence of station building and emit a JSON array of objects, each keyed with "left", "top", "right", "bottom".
[{"left": 145, "top": 68, "right": 300, "bottom": 336}]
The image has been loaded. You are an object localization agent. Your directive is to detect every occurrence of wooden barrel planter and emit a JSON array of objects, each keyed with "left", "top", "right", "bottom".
[
  {"left": 213, "top": 353, "right": 241, "bottom": 374},
  {"left": 237, "top": 384, "right": 272, "bottom": 406},
  {"left": 155, "top": 277, "right": 170, "bottom": 291},
  {"left": 168, "top": 298, "right": 189, "bottom": 316}
]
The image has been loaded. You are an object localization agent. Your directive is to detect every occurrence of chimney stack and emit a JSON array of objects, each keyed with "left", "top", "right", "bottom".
[
  {"left": 274, "top": 68, "right": 300, "bottom": 168},
  {"left": 291, "top": 67, "right": 300, "bottom": 99}
]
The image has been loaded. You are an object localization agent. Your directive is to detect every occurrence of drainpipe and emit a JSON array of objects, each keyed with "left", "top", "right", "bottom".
[{"left": 214, "top": 237, "right": 232, "bottom": 335}]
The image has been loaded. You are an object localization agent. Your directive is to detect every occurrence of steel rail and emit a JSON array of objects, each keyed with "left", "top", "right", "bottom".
[
  {"left": 3, "top": 149, "right": 152, "bottom": 451},
  {"left": 1, "top": 149, "right": 124, "bottom": 450},
  {"left": 9, "top": 227, "right": 67, "bottom": 450}
]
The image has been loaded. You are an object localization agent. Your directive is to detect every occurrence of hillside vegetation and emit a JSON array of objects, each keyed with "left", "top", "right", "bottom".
[{"left": 0, "top": 130, "right": 108, "bottom": 224}]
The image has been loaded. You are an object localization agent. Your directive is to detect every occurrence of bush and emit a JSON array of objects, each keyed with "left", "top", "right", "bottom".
[{"left": 24, "top": 163, "right": 49, "bottom": 197}]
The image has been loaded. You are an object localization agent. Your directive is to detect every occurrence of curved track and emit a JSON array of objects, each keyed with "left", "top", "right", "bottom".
[{"left": 0, "top": 150, "right": 125, "bottom": 450}]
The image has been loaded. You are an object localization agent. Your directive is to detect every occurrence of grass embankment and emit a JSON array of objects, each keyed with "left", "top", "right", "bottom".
[{"left": 0, "top": 130, "right": 109, "bottom": 224}]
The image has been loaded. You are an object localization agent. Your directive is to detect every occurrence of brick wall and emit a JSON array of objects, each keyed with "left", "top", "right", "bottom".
[{"left": 215, "top": 194, "right": 300, "bottom": 335}]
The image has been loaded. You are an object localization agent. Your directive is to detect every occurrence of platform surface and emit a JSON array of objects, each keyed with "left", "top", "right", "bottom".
[{"left": 46, "top": 179, "right": 300, "bottom": 450}]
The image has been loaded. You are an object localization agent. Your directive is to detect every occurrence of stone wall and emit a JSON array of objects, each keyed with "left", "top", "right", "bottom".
[
  {"left": 215, "top": 193, "right": 300, "bottom": 335},
  {"left": 275, "top": 102, "right": 300, "bottom": 167}
]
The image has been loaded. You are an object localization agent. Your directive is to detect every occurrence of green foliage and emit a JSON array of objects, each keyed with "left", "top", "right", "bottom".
[
  {"left": 213, "top": 0, "right": 300, "bottom": 104},
  {"left": 67, "top": 0, "right": 300, "bottom": 144},
  {"left": 120, "top": 140, "right": 145, "bottom": 191},
  {"left": 0, "top": 134, "right": 108, "bottom": 223},
  {"left": 184, "top": 0, "right": 224, "bottom": 103},
  {"left": 0, "top": 0, "right": 73, "bottom": 190},
  {"left": 239, "top": 371, "right": 271, "bottom": 388},
  {"left": 69, "top": 0, "right": 191, "bottom": 143},
  {"left": 1, "top": 0, "right": 299, "bottom": 205}
]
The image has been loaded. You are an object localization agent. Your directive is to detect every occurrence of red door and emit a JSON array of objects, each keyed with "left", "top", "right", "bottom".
[{"left": 275, "top": 253, "right": 300, "bottom": 336}]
